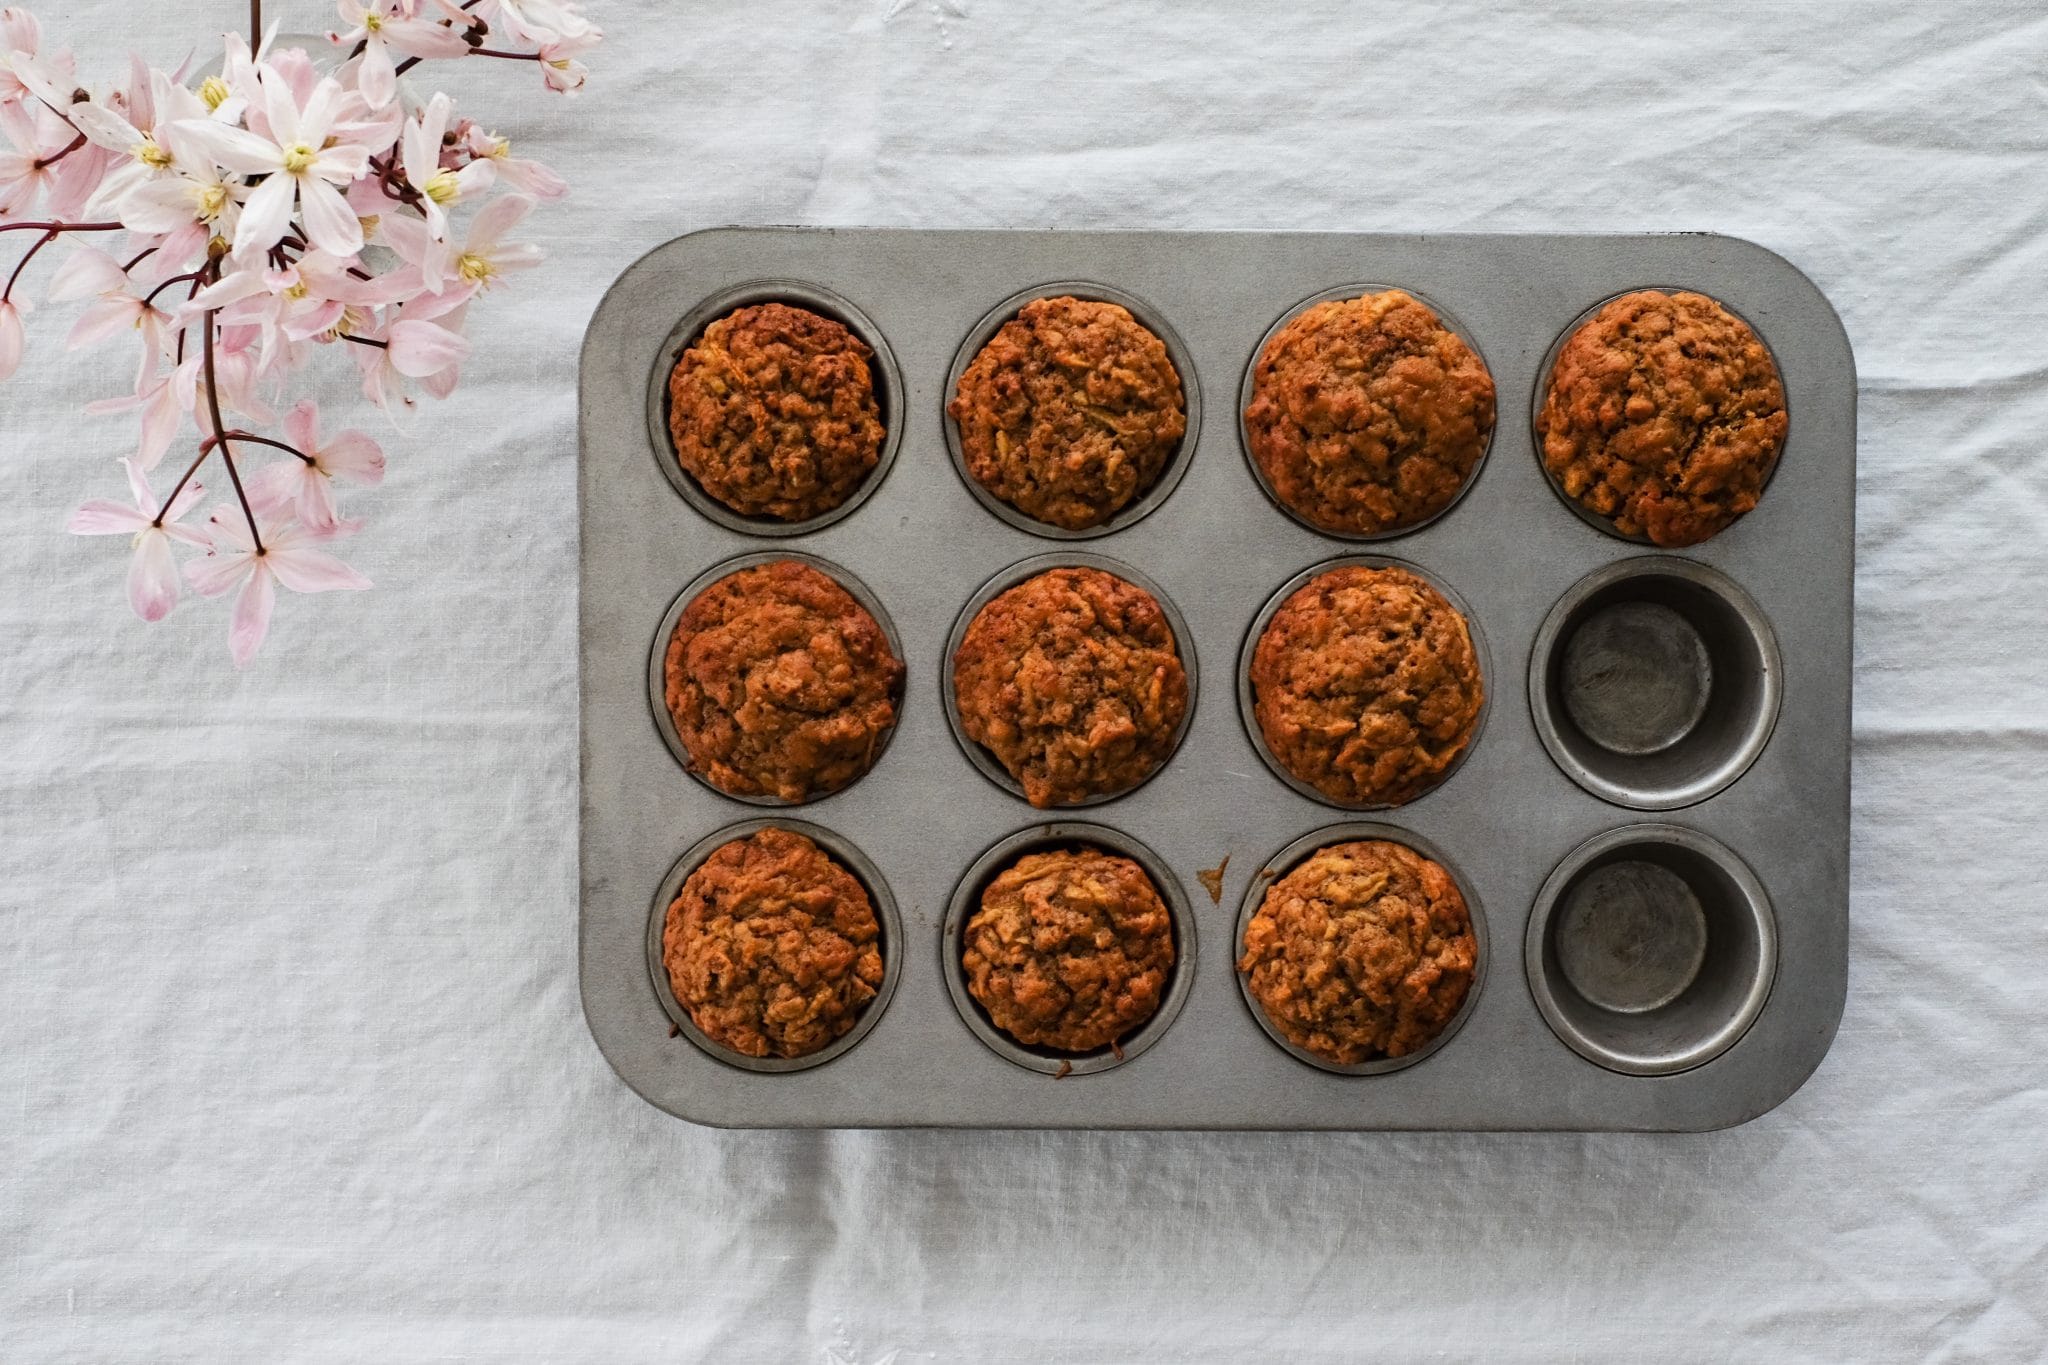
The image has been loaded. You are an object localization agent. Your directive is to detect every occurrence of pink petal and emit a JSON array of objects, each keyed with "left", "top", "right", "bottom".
[
  {"left": 322, "top": 430, "right": 385, "bottom": 486},
  {"left": 137, "top": 382, "right": 184, "bottom": 470},
  {"left": 69, "top": 100, "right": 143, "bottom": 154},
  {"left": 296, "top": 469, "right": 341, "bottom": 534},
  {"left": 67, "top": 499, "right": 150, "bottom": 535},
  {"left": 297, "top": 175, "right": 363, "bottom": 258},
  {"left": 228, "top": 561, "right": 276, "bottom": 667},
  {"left": 267, "top": 542, "right": 371, "bottom": 593},
  {"left": 385, "top": 17, "right": 472, "bottom": 59},
  {"left": 127, "top": 528, "right": 181, "bottom": 622},
  {"left": 232, "top": 170, "right": 296, "bottom": 261},
  {"left": 66, "top": 296, "right": 138, "bottom": 350},
  {"left": 162, "top": 118, "right": 279, "bottom": 176},
  {"left": 184, "top": 547, "right": 250, "bottom": 597},
  {"left": 282, "top": 398, "right": 320, "bottom": 452},
  {"left": 468, "top": 192, "right": 532, "bottom": 250},
  {"left": 386, "top": 317, "right": 469, "bottom": 377},
  {"left": 353, "top": 38, "right": 396, "bottom": 110},
  {"left": 46, "top": 246, "right": 127, "bottom": 302},
  {"left": 0, "top": 301, "right": 21, "bottom": 380}
]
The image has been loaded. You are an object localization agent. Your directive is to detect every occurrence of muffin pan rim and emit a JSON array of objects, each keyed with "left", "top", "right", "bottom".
[
  {"left": 646, "top": 549, "right": 907, "bottom": 808},
  {"left": 1235, "top": 552, "right": 1493, "bottom": 812},
  {"left": 1527, "top": 284, "right": 1790, "bottom": 548},
  {"left": 940, "top": 279, "right": 1204, "bottom": 541},
  {"left": 643, "top": 816, "right": 906, "bottom": 1074},
  {"left": 938, "top": 821, "right": 1199, "bottom": 1077},
  {"left": 1236, "top": 281, "right": 1498, "bottom": 542},
  {"left": 1232, "top": 820, "right": 1491, "bottom": 1076},
  {"left": 643, "top": 277, "right": 907, "bottom": 537},
  {"left": 940, "top": 549, "right": 1201, "bottom": 809}
]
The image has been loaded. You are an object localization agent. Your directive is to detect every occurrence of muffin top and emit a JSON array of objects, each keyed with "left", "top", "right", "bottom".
[
  {"left": 962, "top": 845, "right": 1176, "bottom": 1053},
  {"left": 1239, "top": 838, "right": 1476, "bottom": 1065},
  {"left": 1244, "top": 290, "right": 1496, "bottom": 536},
  {"left": 664, "top": 560, "right": 903, "bottom": 803},
  {"left": 664, "top": 827, "right": 884, "bottom": 1059},
  {"left": 1250, "top": 564, "right": 1483, "bottom": 807},
  {"left": 1537, "top": 289, "right": 1786, "bottom": 547},
  {"left": 948, "top": 296, "right": 1187, "bottom": 531},
  {"left": 952, "top": 566, "right": 1189, "bottom": 808},
  {"left": 667, "top": 302, "right": 886, "bottom": 522}
]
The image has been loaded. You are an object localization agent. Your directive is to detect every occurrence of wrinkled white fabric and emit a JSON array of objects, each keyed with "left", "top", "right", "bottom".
[{"left": 5, "top": 2, "right": 2047, "bottom": 1360}]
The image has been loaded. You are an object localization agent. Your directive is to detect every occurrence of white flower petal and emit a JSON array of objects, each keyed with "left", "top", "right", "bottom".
[
  {"left": 228, "top": 560, "right": 276, "bottom": 666},
  {"left": 232, "top": 171, "right": 297, "bottom": 261},
  {"left": 297, "top": 176, "right": 363, "bottom": 257},
  {"left": 127, "top": 528, "right": 181, "bottom": 621}
]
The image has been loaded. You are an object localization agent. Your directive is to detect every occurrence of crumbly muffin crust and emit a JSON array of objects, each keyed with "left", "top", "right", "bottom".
[
  {"left": 1250, "top": 564, "right": 1483, "bottom": 807},
  {"left": 665, "top": 560, "right": 903, "bottom": 803},
  {"left": 664, "top": 827, "right": 884, "bottom": 1059},
  {"left": 1244, "top": 290, "right": 1496, "bottom": 536},
  {"left": 1536, "top": 289, "right": 1787, "bottom": 547},
  {"left": 952, "top": 566, "right": 1189, "bottom": 808},
  {"left": 962, "top": 846, "right": 1176, "bottom": 1053},
  {"left": 949, "top": 296, "right": 1187, "bottom": 530},
  {"left": 1239, "top": 839, "right": 1476, "bottom": 1065},
  {"left": 667, "top": 302, "right": 886, "bottom": 522}
]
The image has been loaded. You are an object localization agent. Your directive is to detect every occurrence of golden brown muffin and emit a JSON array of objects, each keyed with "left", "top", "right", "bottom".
[
  {"left": 1239, "top": 839, "right": 1476, "bottom": 1065},
  {"left": 665, "top": 561, "right": 903, "bottom": 802},
  {"left": 1244, "top": 290, "right": 1496, "bottom": 536},
  {"left": 1537, "top": 289, "right": 1786, "bottom": 547},
  {"left": 952, "top": 566, "right": 1189, "bottom": 807},
  {"left": 664, "top": 827, "right": 885, "bottom": 1059},
  {"left": 667, "top": 302, "right": 885, "bottom": 522},
  {"left": 1250, "top": 564, "right": 1483, "bottom": 807},
  {"left": 948, "top": 296, "right": 1187, "bottom": 530},
  {"left": 963, "top": 846, "right": 1176, "bottom": 1053}
]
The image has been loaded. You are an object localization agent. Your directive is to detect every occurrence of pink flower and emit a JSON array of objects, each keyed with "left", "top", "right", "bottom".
[
  {"left": 248, "top": 399, "right": 385, "bottom": 533},
  {"left": 398, "top": 93, "right": 492, "bottom": 252},
  {"left": 0, "top": 8, "right": 72, "bottom": 109},
  {"left": 167, "top": 69, "right": 374, "bottom": 262},
  {"left": 0, "top": 296, "right": 24, "bottom": 380},
  {"left": 477, "top": 0, "right": 597, "bottom": 46},
  {"left": 537, "top": 33, "right": 598, "bottom": 95},
  {"left": 66, "top": 456, "right": 207, "bottom": 621},
  {"left": 185, "top": 509, "right": 371, "bottom": 666},
  {"left": 86, "top": 364, "right": 191, "bottom": 469},
  {"left": 331, "top": 0, "right": 471, "bottom": 110},
  {"left": 47, "top": 246, "right": 168, "bottom": 360},
  {"left": 384, "top": 191, "right": 537, "bottom": 298},
  {"left": 460, "top": 123, "right": 566, "bottom": 200}
]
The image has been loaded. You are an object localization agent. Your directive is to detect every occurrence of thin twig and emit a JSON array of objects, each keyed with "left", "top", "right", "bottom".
[
  {"left": 0, "top": 220, "right": 124, "bottom": 234},
  {"left": 223, "top": 431, "right": 314, "bottom": 464},
  {"left": 33, "top": 132, "right": 88, "bottom": 170},
  {"left": 2, "top": 229, "right": 56, "bottom": 301},
  {"left": 201, "top": 310, "right": 262, "bottom": 553}
]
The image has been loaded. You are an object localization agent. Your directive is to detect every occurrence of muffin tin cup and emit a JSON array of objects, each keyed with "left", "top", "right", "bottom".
[
  {"left": 941, "top": 551, "right": 1200, "bottom": 808},
  {"left": 1236, "top": 554, "right": 1492, "bottom": 811},
  {"left": 1528, "top": 556, "right": 1782, "bottom": 811},
  {"left": 1237, "top": 282, "right": 1497, "bottom": 542},
  {"left": 647, "top": 549, "right": 907, "bottom": 807},
  {"left": 645, "top": 817, "right": 906, "bottom": 1074},
  {"left": 1233, "top": 821, "right": 1490, "bottom": 1076},
  {"left": 941, "top": 280, "right": 1203, "bottom": 540},
  {"left": 1525, "top": 824, "right": 1777, "bottom": 1076},
  {"left": 582, "top": 227, "right": 1854, "bottom": 1131},
  {"left": 1528, "top": 285, "right": 1789, "bottom": 546},
  {"left": 644, "top": 279, "right": 907, "bottom": 537},
  {"left": 940, "top": 822, "right": 1198, "bottom": 1077}
]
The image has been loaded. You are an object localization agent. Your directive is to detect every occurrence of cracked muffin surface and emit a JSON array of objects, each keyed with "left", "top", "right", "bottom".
[
  {"left": 664, "top": 560, "right": 902, "bottom": 803},
  {"left": 664, "top": 827, "right": 884, "bottom": 1059},
  {"left": 1239, "top": 839, "right": 1475, "bottom": 1065},
  {"left": 949, "top": 296, "right": 1187, "bottom": 531},
  {"left": 1250, "top": 564, "right": 1483, "bottom": 807},
  {"left": 1245, "top": 290, "right": 1495, "bottom": 536},
  {"left": 963, "top": 846, "right": 1175, "bottom": 1053},
  {"left": 668, "top": 302, "right": 886, "bottom": 522},
  {"left": 1537, "top": 289, "right": 1786, "bottom": 547},
  {"left": 952, "top": 566, "right": 1188, "bottom": 807}
]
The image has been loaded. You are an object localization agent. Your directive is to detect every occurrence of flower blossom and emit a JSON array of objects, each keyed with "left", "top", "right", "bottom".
[
  {"left": 248, "top": 399, "right": 385, "bottom": 534},
  {"left": 330, "top": 0, "right": 470, "bottom": 110},
  {"left": 185, "top": 509, "right": 371, "bottom": 667},
  {"left": 66, "top": 457, "right": 207, "bottom": 620}
]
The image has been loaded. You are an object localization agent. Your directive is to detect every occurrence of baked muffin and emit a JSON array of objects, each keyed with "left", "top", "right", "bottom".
[
  {"left": 664, "top": 560, "right": 903, "bottom": 802},
  {"left": 1250, "top": 564, "right": 1483, "bottom": 807},
  {"left": 1537, "top": 289, "right": 1786, "bottom": 547},
  {"left": 948, "top": 296, "right": 1187, "bottom": 530},
  {"left": 663, "top": 826, "right": 884, "bottom": 1059},
  {"left": 667, "top": 302, "right": 886, "bottom": 522},
  {"left": 962, "top": 846, "right": 1176, "bottom": 1053},
  {"left": 1239, "top": 839, "right": 1476, "bottom": 1065},
  {"left": 1244, "top": 290, "right": 1495, "bottom": 536},
  {"left": 952, "top": 566, "right": 1189, "bottom": 807}
]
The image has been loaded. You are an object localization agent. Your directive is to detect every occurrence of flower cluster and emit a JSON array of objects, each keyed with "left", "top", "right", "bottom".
[{"left": 2, "top": 1, "right": 599, "bottom": 664}]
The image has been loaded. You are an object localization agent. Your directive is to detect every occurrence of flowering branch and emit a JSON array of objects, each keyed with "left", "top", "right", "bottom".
[{"left": 3, "top": 1, "right": 598, "bottom": 664}]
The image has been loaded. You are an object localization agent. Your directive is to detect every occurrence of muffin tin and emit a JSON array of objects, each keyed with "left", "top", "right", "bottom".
[{"left": 578, "top": 228, "right": 1854, "bottom": 1130}]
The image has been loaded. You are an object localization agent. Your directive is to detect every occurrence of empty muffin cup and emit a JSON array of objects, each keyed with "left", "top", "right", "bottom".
[
  {"left": 1526, "top": 824, "right": 1775, "bottom": 1076},
  {"left": 646, "top": 279, "right": 905, "bottom": 536},
  {"left": 1529, "top": 557, "right": 1780, "bottom": 810},
  {"left": 942, "top": 822, "right": 1197, "bottom": 1077},
  {"left": 646, "top": 817, "right": 904, "bottom": 1074}
]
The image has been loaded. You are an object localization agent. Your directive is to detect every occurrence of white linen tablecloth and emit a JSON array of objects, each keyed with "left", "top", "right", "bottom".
[{"left": 6, "top": 2, "right": 2047, "bottom": 1359}]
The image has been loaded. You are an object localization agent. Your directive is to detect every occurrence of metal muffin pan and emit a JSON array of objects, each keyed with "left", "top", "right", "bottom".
[{"left": 579, "top": 228, "right": 1854, "bottom": 1130}]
